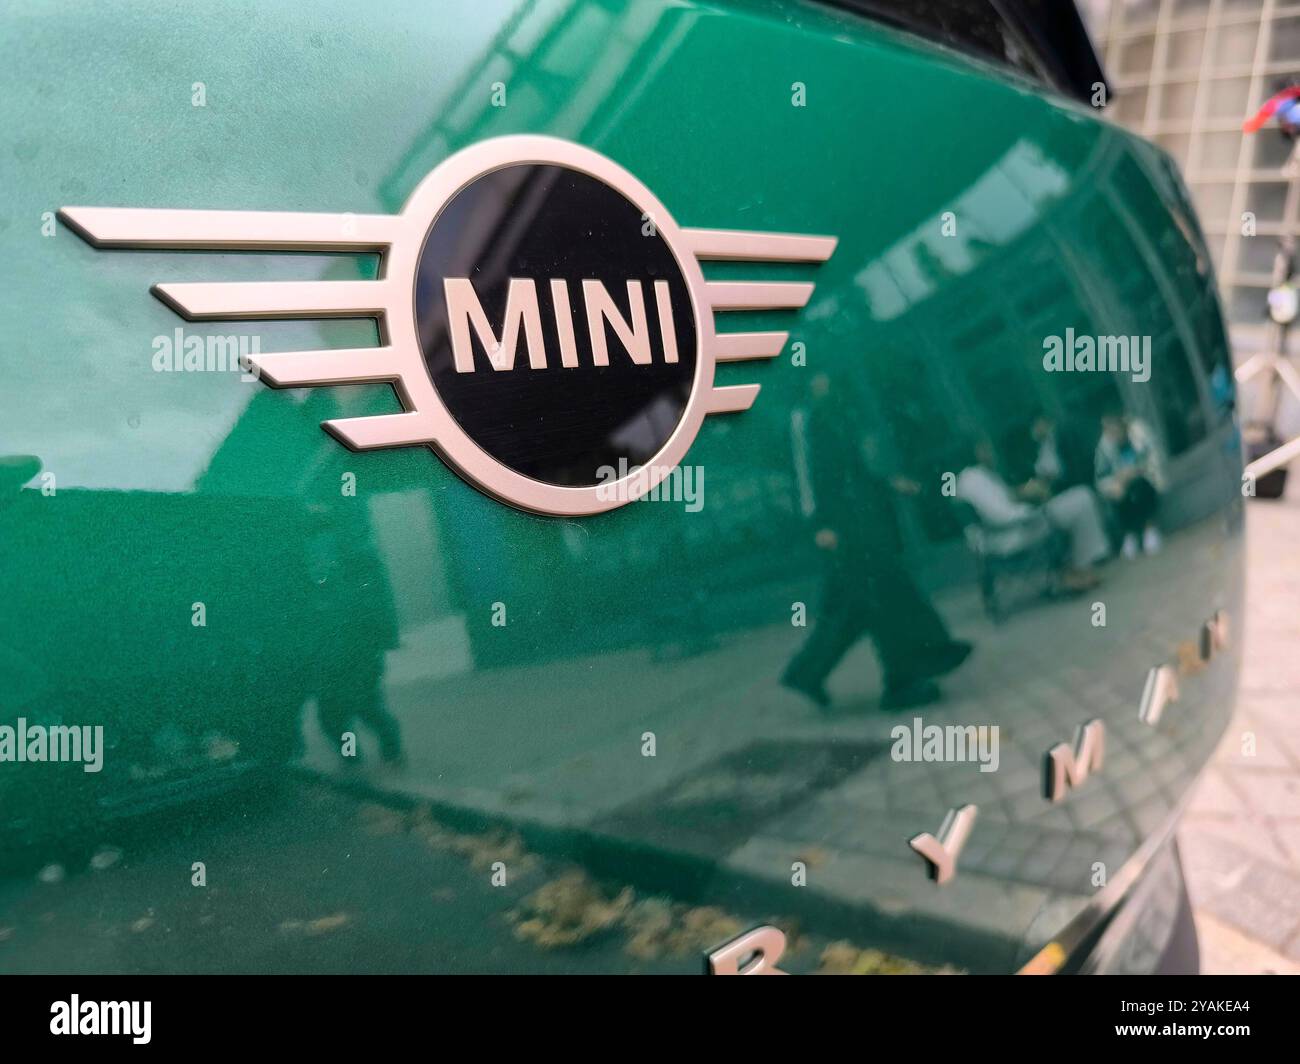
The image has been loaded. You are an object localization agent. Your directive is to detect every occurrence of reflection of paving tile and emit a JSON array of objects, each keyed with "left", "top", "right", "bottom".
[
  {"left": 959, "top": 820, "right": 1012, "bottom": 866},
  {"left": 1196, "top": 911, "right": 1300, "bottom": 975},
  {"left": 1150, "top": 752, "right": 1192, "bottom": 791},
  {"left": 1240, "top": 696, "right": 1300, "bottom": 742},
  {"left": 1004, "top": 785, "right": 1050, "bottom": 821},
  {"left": 1222, "top": 768, "right": 1300, "bottom": 819},
  {"left": 590, "top": 739, "right": 888, "bottom": 859},
  {"left": 1180, "top": 831, "right": 1253, "bottom": 906},
  {"left": 1202, "top": 860, "right": 1300, "bottom": 959},
  {"left": 1184, "top": 816, "right": 1284, "bottom": 870},
  {"left": 1271, "top": 821, "right": 1300, "bottom": 867},
  {"left": 1212, "top": 716, "right": 1295, "bottom": 769},
  {"left": 1018, "top": 833, "right": 1073, "bottom": 887},
  {"left": 1113, "top": 771, "right": 1165, "bottom": 810},
  {"left": 1129, "top": 795, "right": 1173, "bottom": 839},
  {"left": 1272, "top": 730, "right": 1300, "bottom": 773}
]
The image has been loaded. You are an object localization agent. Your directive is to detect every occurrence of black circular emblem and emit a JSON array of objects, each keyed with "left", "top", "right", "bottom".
[{"left": 413, "top": 164, "right": 697, "bottom": 488}]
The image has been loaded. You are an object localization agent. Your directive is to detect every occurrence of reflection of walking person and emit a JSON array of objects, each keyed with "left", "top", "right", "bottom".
[
  {"left": 781, "top": 375, "right": 972, "bottom": 711},
  {"left": 305, "top": 502, "right": 405, "bottom": 766}
]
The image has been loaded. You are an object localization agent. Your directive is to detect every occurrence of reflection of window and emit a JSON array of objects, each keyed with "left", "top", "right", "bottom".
[
  {"left": 1113, "top": 87, "right": 1148, "bottom": 123},
  {"left": 1165, "top": 29, "right": 1205, "bottom": 72},
  {"left": 1244, "top": 181, "right": 1289, "bottom": 224},
  {"left": 1252, "top": 130, "right": 1295, "bottom": 170},
  {"left": 1154, "top": 132, "right": 1191, "bottom": 165},
  {"left": 1269, "top": 17, "right": 1300, "bottom": 62},
  {"left": 1199, "top": 131, "right": 1241, "bottom": 171},
  {"left": 1118, "top": 35, "right": 1156, "bottom": 75},
  {"left": 1206, "top": 77, "right": 1253, "bottom": 119},
  {"left": 1120, "top": 0, "right": 1160, "bottom": 29},
  {"left": 1229, "top": 284, "right": 1268, "bottom": 324},
  {"left": 1188, "top": 292, "right": 1234, "bottom": 423},
  {"left": 1240, "top": 234, "right": 1285, "bottom": 274},
  {"left": 1151, "top": 336, "right": 1209, "bottom": 456},
  {"left": 1159, "top": 81, "right": 1198, "bottom": 121},
  {"left": 1073, "top": 176, "right": 1212, "bottom": 458},
  {"left": 1217, "top": 20, "right": 1259, "bottom": 65},
  {"left": 1191, "top": 183, "right": 1233, "bottom": 227}
]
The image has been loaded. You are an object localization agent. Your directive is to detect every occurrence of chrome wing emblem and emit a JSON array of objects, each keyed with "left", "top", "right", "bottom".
[{"left": 61, "top": 135, "right": 836, "bottom": 515}]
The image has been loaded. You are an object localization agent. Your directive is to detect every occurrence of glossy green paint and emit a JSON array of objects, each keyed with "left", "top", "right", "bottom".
[{"left": 0, "top": 0, "right": 1242, "bottom": 973}]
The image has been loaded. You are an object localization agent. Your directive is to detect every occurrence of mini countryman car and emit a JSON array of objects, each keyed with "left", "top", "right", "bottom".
[{"left": 0, "top": 0, "right": 1242, "bottom": 977}]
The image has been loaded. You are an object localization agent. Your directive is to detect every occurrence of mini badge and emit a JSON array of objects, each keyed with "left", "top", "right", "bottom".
[{"left": 61, "top": 136, "right": 836, "bottom": 515}]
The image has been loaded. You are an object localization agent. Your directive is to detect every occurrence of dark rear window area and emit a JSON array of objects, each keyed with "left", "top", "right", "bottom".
[{"left": 816, "top": 0, "right": 1110, "bottom": 106}]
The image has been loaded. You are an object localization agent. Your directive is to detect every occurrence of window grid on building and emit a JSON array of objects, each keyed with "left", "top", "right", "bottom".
[{"left": 1089, "top": 0, "right": 1300, "bottom": 324}]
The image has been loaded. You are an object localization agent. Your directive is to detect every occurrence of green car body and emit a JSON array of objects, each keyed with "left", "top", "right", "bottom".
[{"left": 0, "top": 0, "right": 1242, "bottom": 973}]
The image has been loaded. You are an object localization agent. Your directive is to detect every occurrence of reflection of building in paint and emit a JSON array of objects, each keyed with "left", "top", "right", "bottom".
[
  {"left": 1082, "top": 0, "right": 1300, "bottom": 325},
  {"left": 366, "top": 0, "right": 1242, "bottom": 666},
  {"left": 844, "top": 127, "right": 1236, "bottom": 567},
  {"left": 380, "top": 0, "right": 697, "bottom": 212},
  {"left": 856, "top": 141, "right": 1072, "bottom": 322}
]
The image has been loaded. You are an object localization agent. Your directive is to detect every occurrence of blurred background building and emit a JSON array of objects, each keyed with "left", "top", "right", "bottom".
[{"left": 1082, "top": 0, "right": 1300, "bottom": 452}]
